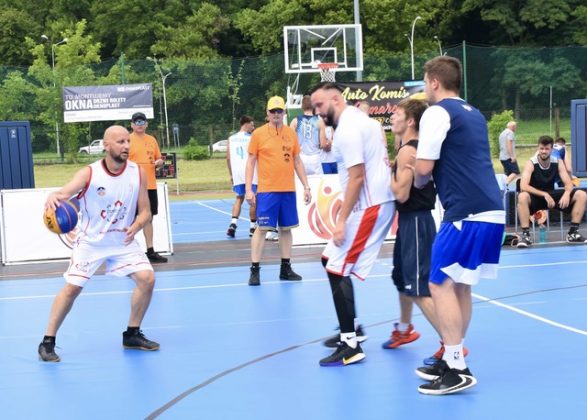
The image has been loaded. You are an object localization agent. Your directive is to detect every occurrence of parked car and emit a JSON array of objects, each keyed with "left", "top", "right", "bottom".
[
  {"left": 78, "top": 139, "right": 104, "bottom": 154},
  {"left": 211, "top": 140, "right": 228, "bottom": 153}
]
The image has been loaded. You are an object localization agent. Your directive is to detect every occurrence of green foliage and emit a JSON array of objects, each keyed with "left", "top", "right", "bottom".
[
  {"left": 488, "top": 110, "right": 514, "bottom": 158},
  {"left": 183, "top": 139, "right": 210, "bottom": 161}
]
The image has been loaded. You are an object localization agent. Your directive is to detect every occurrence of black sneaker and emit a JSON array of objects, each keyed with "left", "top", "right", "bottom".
[
  {"left": 147, "top": 251, "right": 168, "bottom": 263},
  {"left": 567, "top": 230, "right": 587, "bottom": 243},
  {"left": 319, "top": 342, "right": 365, "bottom": 367},
  {"left": 415, "top": 359, "right": 448, "bottom": 381},
  {"left": 227, "top": 223, "right": 237, "bottom": 238},
  {"left": 248, "top": 266, "right": 260, "bottom": 286},
  {"left": 517, "top": 232, "right": 532, "bottom": 248},
  {"left": 418, "top": 363, "right": 477, "bottom": 395},
  {"left": 38, "top": 341, "right": 60, "bottom": 362},
  {"left": 122, "top": 330, "right": 160, "bottom": 351},
  {"left": 323, "top": 325, "right": 368, "bottom": 348},
  {"left": 279, "top": 264, "right": 302, "bottom": 281},
  {"left": 249, "top": 226, "right": 256, "bottom": 237}
]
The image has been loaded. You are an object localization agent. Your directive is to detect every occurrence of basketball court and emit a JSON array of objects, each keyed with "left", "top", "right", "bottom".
[{"left": 0, "top": 198, "right": 586, "bottom": 419}]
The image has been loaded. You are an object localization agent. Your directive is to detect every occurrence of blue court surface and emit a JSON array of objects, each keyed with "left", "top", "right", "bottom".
[{"left": 1, "top": 199, "right": 586, "bottom": 419}]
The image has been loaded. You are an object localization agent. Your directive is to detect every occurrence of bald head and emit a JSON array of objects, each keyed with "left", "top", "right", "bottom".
[
  {"left": 507, "top": 121, "right": 517, "bottom": 131},
  {"left": 103, "top": 125, "right": 129, "bottom": 145}
]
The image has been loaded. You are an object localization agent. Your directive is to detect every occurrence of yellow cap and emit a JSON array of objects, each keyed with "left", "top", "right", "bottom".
[
  {"left": 267, "top": 96, "right": 286, "bottom": 110},
  {"left": 410, "top": 91, "right": 427, "bottom": 100}
]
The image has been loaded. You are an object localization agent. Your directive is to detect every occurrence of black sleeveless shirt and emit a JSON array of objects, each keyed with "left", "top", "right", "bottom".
[
  {"left": 394, "top": 139, "right": 436, "bottom": 213},
  {"left": 529, "top": 156, "right": 558, "bottom": 191}
]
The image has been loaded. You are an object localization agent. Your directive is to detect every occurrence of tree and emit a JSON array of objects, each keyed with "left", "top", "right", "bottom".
[{"left": 0, "top": 8, "right": 41, "bottom": 66}]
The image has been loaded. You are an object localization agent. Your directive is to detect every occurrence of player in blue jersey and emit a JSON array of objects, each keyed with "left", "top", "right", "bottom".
[
  {"left": 413, "top": 56, "right": 505, "bottom": 395},
  {"left": 226, "top": 116, "right": 257, "bottom": 238},
  {"left": 290, "top": 95, "right": 325, "bottom": 176}
]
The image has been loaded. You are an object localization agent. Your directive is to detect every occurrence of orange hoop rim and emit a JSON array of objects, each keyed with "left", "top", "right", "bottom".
[{"left": 317, "top": 62, "right": 339, "bottom": 70}]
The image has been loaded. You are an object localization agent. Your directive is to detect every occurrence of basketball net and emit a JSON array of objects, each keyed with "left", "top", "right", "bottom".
[{"left": 318, "top": 63, "right": 339, "bottom": 82}]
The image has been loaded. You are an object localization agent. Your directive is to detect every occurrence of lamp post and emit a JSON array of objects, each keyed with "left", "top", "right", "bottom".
[
  {"left": 41, "top": 35, "right": 68, "bottom": 157},
  {"left": 147, "top": 57, "right": 172, "bottom": 148},
  {"left": 405, "top": 16, "right": 421, "bottom": 80},
  {"left": 434, "top": 35, "right": 443, "bottom": 56}
]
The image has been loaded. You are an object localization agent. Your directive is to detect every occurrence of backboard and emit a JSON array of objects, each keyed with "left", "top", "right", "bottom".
[{"left": 284, "top": 24, "right": 363, "bottom": 74}]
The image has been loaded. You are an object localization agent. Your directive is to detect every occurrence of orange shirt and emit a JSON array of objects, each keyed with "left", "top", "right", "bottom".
[
  {"left": 249, "top": 123, "right": 300, "bottom": 192},
  {"left": 129, "top": 132, "right": 162, "bottom": 190}
]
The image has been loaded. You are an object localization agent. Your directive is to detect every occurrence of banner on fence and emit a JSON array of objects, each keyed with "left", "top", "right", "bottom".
[
  {"left": 62, "top": 83, "right": 154, "bottom": 123},
  {"left": 338, "top": 81, "right": 425, "bottom": 131}
]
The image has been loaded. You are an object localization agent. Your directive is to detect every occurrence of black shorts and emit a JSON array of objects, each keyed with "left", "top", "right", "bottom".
[
  {"left": 501, "top": 159, "right": 520, "bottom": 176},
  {"left": 392, "top": 210, "right": 436, "bottom": 297},
  {"left": 148, "top": 189, "right": 159, "bottom": 216},
  {"left": 529, "top": 189, "right": 576, "bottom": 214}
]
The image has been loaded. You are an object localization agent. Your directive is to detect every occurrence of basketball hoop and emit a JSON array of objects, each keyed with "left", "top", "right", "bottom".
[{"left": 318, "top": 63, "right": 339, "bottom": 82}]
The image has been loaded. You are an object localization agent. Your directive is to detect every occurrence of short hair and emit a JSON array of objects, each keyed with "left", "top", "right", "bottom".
[
  {"left": 240, "top": 115, "right": 254, "bottom": 126},
  {"left": 396, "top": 99, "right": 428, "bottom": 131},
  {"left": 308, "top": 81, "right": 344, "bottom": 95},
  {"left": 423, "top": 56, "right": 462, "bottom": 93},
  {"left": 555, "top": 137, "right": 566, "bottom": 145},
  {"left": 538, "top": 135, "right": 554, "bottom": 147},
  {"left": 301, "top": 95, "right": 313, "bottom": 111}
]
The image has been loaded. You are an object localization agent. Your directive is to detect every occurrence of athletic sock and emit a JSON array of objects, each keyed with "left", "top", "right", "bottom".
[
  {"left": 340, "top": 332, "right": 357, "bottom": 349},
  {"left": 147, "top": 247, "right": 154, "bottom": 254},
  {"left": 443, "top": 343, "right": 466, "bottom": 370},
  {"left": 231, "top": 217, "right": 238, "bottom": 224},
  {"left": 281, "top": 258, "right": 291, "bottom": 265},
  {"left": 42, "top": 335, "right": 56, "bottom": 344},
  {"left": 126, "top": 326, "right": 140, "bottom": 335},
  {"left": 398, "top": 322, "right": 410, "bottom": 332},
  {"left": 250, "top": 219, "right": 256, "bottom": 228},
  {"left": 570, "top": 223, "right": 580, "bottom": 233},
  {"left": 251, "top": 262, "right": 260, "bottom": 269}
]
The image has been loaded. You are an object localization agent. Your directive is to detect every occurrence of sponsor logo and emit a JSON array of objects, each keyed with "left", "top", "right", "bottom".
[{"left": 306, "top": 179, "right": 343, "bottom": 240}]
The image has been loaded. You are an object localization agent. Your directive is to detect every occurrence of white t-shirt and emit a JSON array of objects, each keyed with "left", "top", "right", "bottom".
[
  {"left": 333, "top": 106, "right": 394, "bottom": 210},
  {"left": 228, "top": 131, "right": 257, "bottom": 186}
]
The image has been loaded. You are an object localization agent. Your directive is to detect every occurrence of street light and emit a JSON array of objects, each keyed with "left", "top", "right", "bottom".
[
  {"left": 405, "top": 16, "right": 421, "bottom": 80},
  {"left": 41, "top": 34, "right": 68, "bottom": 157},
  {"left": 147, "top": 57, "right": 172, "bottom": 148},
  {"left": 434, "top": 35, "right": 443, "bottom": 56}
]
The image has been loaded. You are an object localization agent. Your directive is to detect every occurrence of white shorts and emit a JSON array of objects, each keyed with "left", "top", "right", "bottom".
[
  {"left": 300, "top": 154, "right": 324, "bottom": 175},
  {"left": 64, "top": 240, "right": 153, "bottom": 287},
  {"left": 323, "top": 201, "right": 395, "bottom": 280}
]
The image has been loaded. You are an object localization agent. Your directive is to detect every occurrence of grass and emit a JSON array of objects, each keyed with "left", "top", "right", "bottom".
[{"left": 32, "top": 117, "right": 576, "bottom": 200}]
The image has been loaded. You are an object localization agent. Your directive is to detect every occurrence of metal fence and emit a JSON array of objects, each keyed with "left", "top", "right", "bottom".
[{"left": 2, "top": 43, "right": 586, "bottom": 155}]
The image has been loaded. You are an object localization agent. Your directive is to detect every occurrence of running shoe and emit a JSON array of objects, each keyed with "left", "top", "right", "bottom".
[
  {"left": 319, "top": 342, "right": 365, "bottom": 367},
  {"left": 227, "top": 223, "right": 237, "bottom": 238},
  {"left": 38, "top": 340, "right": 60, "bottom": 362},
  {"left": 381, "top": 323, "right": 420, "bottom": 349},
  {"left": 417, "top": 360, "right": 477, "bottom": 395},
  {"left": 567, "top": 231, "right": 587, "bottom": 243},
  {"left": 122, "top": 330, "right": 160, "bottom": 351}
]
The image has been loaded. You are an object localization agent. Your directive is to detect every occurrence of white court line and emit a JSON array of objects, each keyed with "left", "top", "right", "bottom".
[
  {"left": 472, "top": 292, "right": 587, "bottom": 336},
  {"left": 2, "top": 259, "right": 587, "bottom": 337},
  {"left": 196, "top": 201, "right": 248, "bottom": 220}
]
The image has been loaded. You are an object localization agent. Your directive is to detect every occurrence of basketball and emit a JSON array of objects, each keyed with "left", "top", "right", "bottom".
[{"left": 43, "top": 199, "right": 80, "bottom": 234}]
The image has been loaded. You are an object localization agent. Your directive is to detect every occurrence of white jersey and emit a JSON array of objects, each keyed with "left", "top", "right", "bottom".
[
  {"left": 228, "top": 131, "right": 257, "bottom": 186},
  {"left": 333, "top": 106, "right": 394, "bottom": 210},
  {"left": 76, "top": 160, "right": 141, "bottom": 247},
  {"left": 321, "top": 125, "right": 336, "bottom": 163}
]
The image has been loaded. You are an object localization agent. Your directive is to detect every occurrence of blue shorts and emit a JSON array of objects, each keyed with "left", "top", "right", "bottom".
[
  {"left": 256, "top": 192, "right": 299, "bottom": 230},
  {"left": 321, "top": 162, "right": 338, "bottom": 174},
  {"left": 233, "top": 184, "right": 257, "bottom": 197},
  {"left": 430, "top": 221, "right": 504, "bottom": 285},
  {"left": 500, "top": 159, "right": 520, "bottom": 176}
]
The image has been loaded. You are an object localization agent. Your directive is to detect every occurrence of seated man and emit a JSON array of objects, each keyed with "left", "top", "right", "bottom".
[{"left": 517, "top": 135, "right": 587, "bottom": 247}]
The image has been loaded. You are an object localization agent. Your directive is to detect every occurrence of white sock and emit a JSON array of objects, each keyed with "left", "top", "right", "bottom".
[
  {"left": 231, "top": 217, "right": 238, "bottom": 224},
  {"left": 443, "top": 343, "right": 466, "bottom": 370},
  {"left": 341, "top": 332, "right": 357, "bottom": 349},
  {"left": 397, "top": 322, "right": 410, "bottom": 332}
]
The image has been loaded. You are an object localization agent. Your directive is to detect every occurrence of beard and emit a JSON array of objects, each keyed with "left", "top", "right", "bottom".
[
  {"left": 111, "top": 151, "right": 128, "bottom": 164},
  {"left": 323, "top": 105, "right": 337, "bottom": 129}
]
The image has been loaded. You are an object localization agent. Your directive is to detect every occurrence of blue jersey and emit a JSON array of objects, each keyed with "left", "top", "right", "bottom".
[
  {"left": 295, "top": 115, "right": 321, "bottom": 156},
  {"left": 421, "top": 98, "right": 503, "bottom": 221}
]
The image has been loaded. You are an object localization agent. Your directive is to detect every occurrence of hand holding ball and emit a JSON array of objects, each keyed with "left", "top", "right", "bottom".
[{"left": 43, "top": 199, "right": 79, "bottom": 234}]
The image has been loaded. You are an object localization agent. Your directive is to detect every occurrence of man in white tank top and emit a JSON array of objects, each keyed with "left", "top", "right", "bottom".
[{"left": 38, "top": 125, "right": 159, "bottom": 362}]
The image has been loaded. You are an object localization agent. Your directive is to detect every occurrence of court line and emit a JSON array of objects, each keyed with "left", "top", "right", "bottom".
[
  {"left": 473, "top": 292, "right": 587, "bottom": 336},
  {"left": 195, "top": 201, "right": 245, "bottom": 219}
]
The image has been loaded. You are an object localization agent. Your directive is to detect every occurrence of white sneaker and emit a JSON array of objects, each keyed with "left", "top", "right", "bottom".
[{"left": 265, "top": 231, "right": 279, "bottom": 241}]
